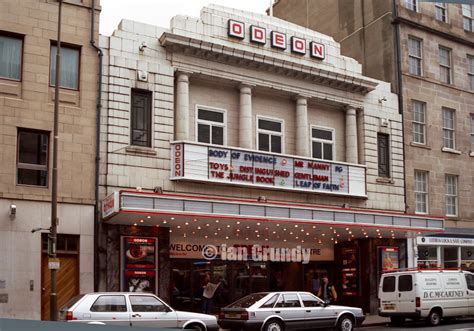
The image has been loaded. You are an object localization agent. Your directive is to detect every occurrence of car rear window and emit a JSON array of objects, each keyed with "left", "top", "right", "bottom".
[
  {"left": 399, "top": 275, "right": 413, "bottom": 292},
  {"left": 60, "top": 294, "right": 85, "bottom": 312},
  {"left": 382, "top": 276, "right": 396, "bottom": 292},
  {"left": 260, "top": 294, "right": 279, "bottom": 308},
  {"left": 90, "top": 295, "right": 127, "bottom": 312},
  {"left": 227, "top": 293, "right": 268, "bottom": 308}
]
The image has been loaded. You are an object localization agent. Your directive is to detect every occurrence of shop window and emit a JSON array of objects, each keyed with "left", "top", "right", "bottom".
[
  {"left": 418, "top": 246, "right": 438, "bottom": 268},
  {"left": 442, "top": 108, "right": 455, "bottom": 150},
  {"left": 399, "top": 275, "right": 413, "bottom": 292},
  {"left": 311, "top": 126, "right": 334, "bottom": 161},
  {"left": 404, "top": 0, "right": 419, "bottom": 12},
  {"left": 408, "top": 37, "right": 422, "bottom": 76},
  {"left": 463, "top": 4, "right": 474, "bottom": 32},
  {"left": 439, "top": 46, "right": 452, "bottom": 84},
  {"left": 197, "top": 107, "right": 226, "bottom": 145},
  {"left": 50, "top": 44, "right": 80, "bottom": 90},
  {"left": 377, "top": 133, "right": 390, "bottom": 178},
  {"left": 0, "top": 34, "right": 22, "bottom": 81},
  {"left": 131, "top": 89, "right": 152, "bottom": 147},
  {"left": 411, "top": 100, "right": 426, "bottom": 144},
  {"left": 461, "top": 247, "right": 474, "bottom": 271},
  {"left": 300, "top": 293, "right": 321, "bottom": 307},
  {"left": 414, "top": 170, "right": 428, "bottom": 214},
  {"left": 445, "top": 174, "right": 458, "bottom": 217},
  {"left": 17, "top": 129, "right": 49, "bottom": 187},
  {"left": 443, "top": 247, "right": 458, "bottom": 268},
  {"left": 260, "top": 294, "right": 279, "bottom": 308},
  {"left": 257, "top": 117, "right": 283, "bottom": 153},
  {"left": 382, "top": 276, "right": 395, "bottom": 292},
  {"left": 130, "top": 295, "right": 168, "bottom": 312},
  {"left": 434, "top": 3, "right": 448, "bottom": 22},
  {"left": 90, "top": 295, "right": 127, "bottom": 312}
]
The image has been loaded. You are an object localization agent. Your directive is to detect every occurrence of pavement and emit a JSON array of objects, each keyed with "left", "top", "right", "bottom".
[{"left": 362, "top": 314, "right": 391, "bottom": 327}]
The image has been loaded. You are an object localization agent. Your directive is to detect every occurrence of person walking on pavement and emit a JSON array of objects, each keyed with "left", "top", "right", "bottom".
[{"left": 317, "top": 274, "right": 337, "bottom": 304}]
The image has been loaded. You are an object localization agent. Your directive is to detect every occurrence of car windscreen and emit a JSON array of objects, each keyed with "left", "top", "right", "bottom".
[
  {"left": 59, "top": 294, "right": 85, "bottom": 312},
  {"left": 227, "top": 293, "right": 268, "bottom": 308}
]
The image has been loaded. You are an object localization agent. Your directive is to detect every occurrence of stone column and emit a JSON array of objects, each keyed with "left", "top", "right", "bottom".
[
  {"left": 296, "top": 96, "right": 309, "bottom": 157},
  {"left": 175, "top": 71, "right": 190, "bottom": 141},
  {"left": 239, "top": 84, "right": 253, "bottom": 149},
  {"left": 345, "top": 106, "right": 358, "bottom": 164}
]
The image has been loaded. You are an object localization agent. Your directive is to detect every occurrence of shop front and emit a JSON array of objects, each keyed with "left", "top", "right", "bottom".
[{"left": 415, "top": 236, "right": 474, "bottom": 271}]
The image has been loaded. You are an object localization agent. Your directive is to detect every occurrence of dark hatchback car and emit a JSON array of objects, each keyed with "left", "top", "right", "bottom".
[{"left": 218, "top": 291, "right": 365, "bottom": 331}]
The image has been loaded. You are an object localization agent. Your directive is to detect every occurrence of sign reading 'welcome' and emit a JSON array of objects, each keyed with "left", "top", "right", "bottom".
[{"left": 228, "top": 19, "right": 326, "bottom": 60}]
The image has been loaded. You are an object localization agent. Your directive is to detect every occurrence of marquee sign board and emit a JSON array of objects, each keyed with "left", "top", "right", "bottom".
[
  {"left": 228, "top": 19, "right": 326, "bottom": 60},
  {"left": 171, "top": 142, "right": 366, "bottom": 197},
  {"left": 417, "top": 237, "right": 474, "bottom": 247}
]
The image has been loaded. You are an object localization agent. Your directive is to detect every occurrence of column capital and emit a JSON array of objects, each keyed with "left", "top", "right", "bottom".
[
  {"left": 176, "top": 70, "right": 192, "bottom": 82},
  {"left": 294, "top": 94, "right": 311, "bottom": 102},
  {"left": 344, "top": 106, "right": 357, "bottom": 115},
  {"left": 239, "top": 83, "right": 254, "bottom": 95}
]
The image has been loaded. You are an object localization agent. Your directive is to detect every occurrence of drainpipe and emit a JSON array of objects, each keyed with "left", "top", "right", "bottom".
[
  {"left": 90, "top": 0, "right": 103, "bottom": 292},
  {"left": 392, "top": 0, "right": 406, "bottom": 209}
]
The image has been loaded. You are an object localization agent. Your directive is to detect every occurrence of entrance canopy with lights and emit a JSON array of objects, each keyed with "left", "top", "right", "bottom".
[{"left": 102, "top": 190, "right": 444, "bottom": 245}]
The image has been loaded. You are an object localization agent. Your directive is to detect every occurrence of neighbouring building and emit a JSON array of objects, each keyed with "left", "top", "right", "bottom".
[
  {"left": 274, "top": 0, "right": 474, "bottom": 271},
  {"left": 98, "top": 5, "right": 443, "bottom": 314},
  {"left": 0, "top": 0, "right": 100, "bottom": 319}
]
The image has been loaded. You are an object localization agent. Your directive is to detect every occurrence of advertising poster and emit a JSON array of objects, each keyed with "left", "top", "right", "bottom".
[
  {"left": 380, "top": 247, "right": 399, "bottom": 271},
  {"left": 341, "top": 247, "right": 358, "bottom": 296},
  {"left": 121, "top": 236, "right": 158, "bottom": 293}
]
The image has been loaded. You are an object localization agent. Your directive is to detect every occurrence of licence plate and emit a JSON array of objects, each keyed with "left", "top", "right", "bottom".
[
  {"left": 383, "top": 304, "right": 395, "bottom": 310},
  {"left": 225, "top": 313, "right": 240, "bottom": 319}
]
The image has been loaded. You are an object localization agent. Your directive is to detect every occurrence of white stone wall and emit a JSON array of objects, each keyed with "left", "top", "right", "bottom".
[{"left": 99, "top": 5, "right": 405, "bottom": 212}]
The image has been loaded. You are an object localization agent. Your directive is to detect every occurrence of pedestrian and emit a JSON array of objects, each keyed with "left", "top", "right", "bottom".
[
  {"left": 310, "top": 273, "right": 320, "bottom": 295},
  {"left": 317, "top": 274, "right": 337, "bottom": 304},
  {"left": 202, "top": 272, "right": 220, "bottom": 314}
]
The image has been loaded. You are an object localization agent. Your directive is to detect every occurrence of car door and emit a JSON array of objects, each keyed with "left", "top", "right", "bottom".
[
  {"left": 274, "top": 293, "right": 306, "bottom": 330},
  {"left": 465, "top": 273, "right": 474, "bottom": 315},
  {"left": 299, "top": 293, "right": 335, "bottom": 329},
  {"left": 129, "top": 295, "right": 178, "bottom": 328},
  {"left": 88, "top": 295, "right": 131, "bottom": 326},
  {"left": 397, "top": 274, "right": 416, "bottom": 313}
]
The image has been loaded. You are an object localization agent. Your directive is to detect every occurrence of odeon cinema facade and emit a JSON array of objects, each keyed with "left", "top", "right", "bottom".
[{"left": 97, "top": 5, "right": 444, "bottom": 314}]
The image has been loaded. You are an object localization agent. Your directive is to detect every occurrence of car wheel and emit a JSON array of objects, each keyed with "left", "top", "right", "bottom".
[
  {"left": 337, "top": 315, "right": 354, "bottom": 331},
  {"left": 184, "top": 323, "right": 205, "bottom": 331},
  {"left": 390, "top": 316, "right": 405, "bottom": 326},
  {"left": 428, "top": 309, "right": 442, "bottom": 326},
  {"left": 263, "top": 319, "right": 284, "bottom": 331}
]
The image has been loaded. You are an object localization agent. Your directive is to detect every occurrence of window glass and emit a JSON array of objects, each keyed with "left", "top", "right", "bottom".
[
  {"left": 414, "top": 170, "right": 428, "bottom": 214},
  {"left": 90, "top": 295, "right": 127, "bottom": 312},
  {"left": 435, "top": 3, "right": 447, "bottom": 22},
  {"left": 0, "top": 35, "right": 22, "bottom": 80},
  {"left": 439, "top": 47, "right": 452, "bottom": 84},
  {"left": 470, "top": 114, "right": 474, "bottom": 152},
  {"left": 465, "top": 274, "right": 474, "bottom": 291},
  {"left": 198, "top": 109, "right": 224, "bottom": 122},
  {"left": 258, "top": 119, "right": 281, "bottom": 132},
  {"left": 311, "top": 127, "right": 334, "bottom": 161},
  {"left": 442, "top": 108, "right": 455, "bottom": 149},
  {"left": 312, "top": 128, "right": 332, "bottom": 140},
  {"left": 130, "top": 295, "right": 168, "bottom": 312},
  {"left": 418, "top": 246, "right": 438, "bottom": 268},
  {"left": 408, "top": 37, "right": 422, "bottom": 76},
  {"left": 412, "top": 101, "right": 426, "bottom": 144},
  {"left": 382, "top": 276, "right": 395, "bottom": 292},
  {"left": 197, "top": 108, "right": 225, "bottom": 146},
  {"left": 17, "top": 129, "right": 49, "bottom": 186},
  {"left": 228, "top": 293, "right": 268, "bottom": 308},
  {"left": 50, "top": 45, "right": 79, "bottom": 89},
  {"left": 404, "top": 0, "right": 418, "bottom": 11},
  {"left": 469, "top": 56, "right": 474, "bottom": 91},
  {"left": 281, "top": 294, "right": 301, "bottom": 308},
  {"left": 257, "top": 118, "right": 283, "bottom": 153},
  {"left": 260, "top": 294, "right": 279, "bottom": 308},
  {"left": 300, "top": 294, "right": 321, "bottom": 307},
  {"left": 463, "top": 4, "right": 474, "bottom": 32},
  {"left": 131, "top": 90, "right": 152, "bottom": 147},
  {"left": 377, "top": 133, "right": 390, "bottom": 178},
  {"left": 399, "top": 275, "right": 413, "bottom": 292},
  {"left": 198, "top": 124, "right": 211, "bottom": 144},
  {"left": 271, "top": 135, "right": 282, "bottom": 154},
  {"left": 312, "top": 141, "right": 322, "bottom": 159},
  {"left": 445, "top": 174, "right": 458, "bottom": 216}
]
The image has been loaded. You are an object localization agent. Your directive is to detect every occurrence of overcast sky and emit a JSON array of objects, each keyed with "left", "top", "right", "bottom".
[{"left": 99, "top": 0, "right": 271, "bottom": 36}]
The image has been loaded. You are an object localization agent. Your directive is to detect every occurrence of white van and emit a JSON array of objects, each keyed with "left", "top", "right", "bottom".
[{"left": 378, "top": 270, "right": 474, "bottom": 326}]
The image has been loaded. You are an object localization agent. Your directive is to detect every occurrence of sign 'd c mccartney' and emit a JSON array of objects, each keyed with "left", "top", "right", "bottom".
[{"left": 228, "top": 19, "right": 325, "bottom": 60}]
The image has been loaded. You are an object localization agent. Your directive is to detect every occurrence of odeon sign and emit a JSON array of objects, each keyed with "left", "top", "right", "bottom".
[{"left": 228, "top": 19, "right": 326, "bottom": 60}]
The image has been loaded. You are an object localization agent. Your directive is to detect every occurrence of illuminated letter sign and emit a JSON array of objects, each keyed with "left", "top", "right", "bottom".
[
  {"left": 250, "top": 25, "right": 266, "bottom": 44},
  {"left": 271, "top": 31, "right": 286, "bottom": 49},
  {"left": 310, "top": 41, "right": 325, "bottom": 59},
  {"left": 228, "top": 20, "right": 245, "bottom": 39},
  {"left": 291, "top": 36, "right": 306, "bottom": 55}
]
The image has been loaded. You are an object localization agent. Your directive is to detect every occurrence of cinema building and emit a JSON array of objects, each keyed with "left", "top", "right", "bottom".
[{"left": 98, "top": 5, "right": 444, "bottom": 314}]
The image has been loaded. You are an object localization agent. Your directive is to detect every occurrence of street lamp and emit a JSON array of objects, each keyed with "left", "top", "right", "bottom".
[{"left": 49, "top": 0, "right": 63, "bottom": 321}]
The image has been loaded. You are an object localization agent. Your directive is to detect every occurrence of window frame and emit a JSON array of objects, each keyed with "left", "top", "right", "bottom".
[
  {"left": 130, "top": 89, "right": 153, "bottom": 147},
  {"left": 398, "top": 275, "right": 413, "bottom": 292},
  {"left": 404, "top": 0, "right": 419, "bottom": 12},
  {"left": 408, "top": 37, "right": 423, "bottom": 76},
  {"left": 434, "top": 3, "right": 448, "bottom": 22},
  {"left": 462, "top": 4, "right": 474, "bottom": 32},
  {"left": 445, "top": 174, "right": 458, "bottom": 217},
  {"left": 377, "top": 133, "right": 391, "bottom": 178},
  {"left": 439, "top": 46, "right": 452, "bottom": 85},
  {"left": 310, "top": 125, "right": 335, "bottom": 161},
  {"left": 382, "top": 276, "right": 396, "bottom": 293},
  {"left": 468, "top": 55, "right": 474, "bottom": 91},
  {"left": 89, "top": 295, "right": 128, "bottom": 313},
  {"left": 411, "top": 100, "right": 426, "bottom": 145},
  {"left": 16, "top": 128, "right": 50, "bottom": 187},
  {"left": 129, "top": 295, "right": 171, "bottom": 313},
  {"left": 470, "top": 114, "right": 474, "bottom": 154},
  {"left": 256, "top": 115, "right": 285, "bottom": 154},
  {"left": 0, "top": 31, "right": 24, "bottom": 82},
  {"left": 414, "top": 170, "right": 429, "bottom": 214},
  {"left": 195, "top": 105, "right": 227, "bottom": 146},
  {"left": 49, "top": 42, "right": 81, "bottom": 91},
  {"left": 442, "top": 107, "right": 456, "bottom": 150}
]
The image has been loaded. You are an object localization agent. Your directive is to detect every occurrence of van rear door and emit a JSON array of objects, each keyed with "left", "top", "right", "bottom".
[
  {"left": 379, "top": 274, "right": 398, "bottom": 312},
  {"left": 397, "top": 274, "right": 416, "bottom": 313},
  {"left": 465, "top": 273, "right": 474, "bottom": 315}
]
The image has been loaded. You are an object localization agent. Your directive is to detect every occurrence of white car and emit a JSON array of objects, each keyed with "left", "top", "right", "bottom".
[
  {"left": 59, "top": 292, "right": 219, "bottom": 331},
  {"left": 379, "top": 270, "right": 474, "bottom": 326}
]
